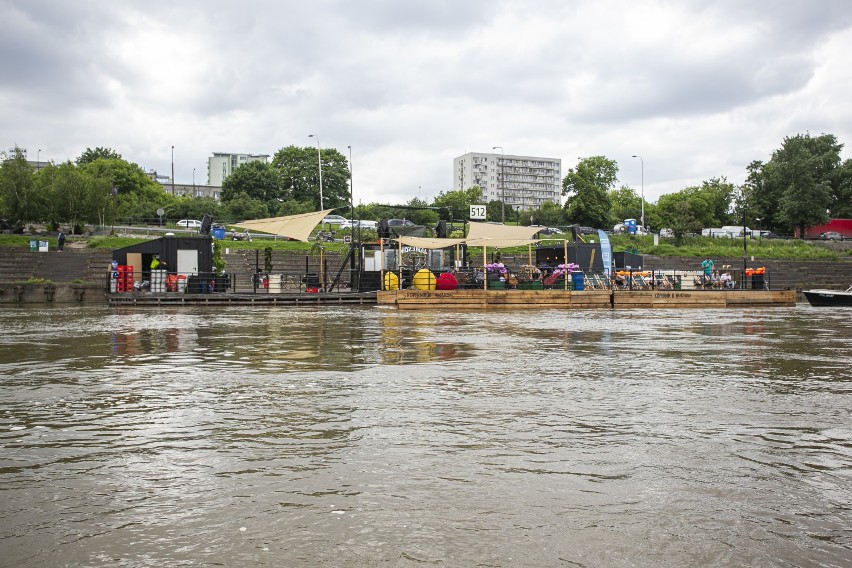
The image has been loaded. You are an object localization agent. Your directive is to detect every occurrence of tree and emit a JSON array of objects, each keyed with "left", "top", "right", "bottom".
[
  {"left": 166, "top": 197, "right": 224, "bottom": 223},
  {"left": 746, "top": 133, "right": 843, "bottom": 234},
  {"left": 40, "top": 161, "right": 90, "bottom": 231},
  {"left": 832, "top": 159, "right": 852, "bottom": 218},
  {"left": 608, "top": 186, "right": 642, "bottom": 229},
  {"left": 432, "top": 186, "right": 485, "bottom": 221},
  {"left": 76, "top": 147, "right": 122, "bottom": 165},
  {"left": 656, "top": 195, "right": 702, "bottom": 243},
  {"left": 0, "top": 147, "right": 46, "bottom": 226},
  {"left": 224, "top": 192, "right": 269, "bottom": 221},
  {"left": 697, "top": 177, "right": 737, "bottom": 226},
  {"left": 271, "top": 145, "right": 351, "bottom": 210},
  {"left": 561, "top": 156, "right": 616, "bottom": 228},
  {"left": 221, "top": 160, "right": 282, "bottom": 210},
  {"left": 79, "top": 157, "right": 176, "bottom": 225},
  {"left": 486, "top": 200, "right": 515, "bottom": 223},
  {"left": 524, "top": 202, "right": 565, "bottom": 227}
]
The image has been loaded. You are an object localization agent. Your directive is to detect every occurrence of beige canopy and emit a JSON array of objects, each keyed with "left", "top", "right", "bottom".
[
  {"left": 232, "top": 209, "right": 335, "bottom": 242},
  {"left": 394, "top": 236, "right": 466, "bottom": 249},
  {"left": 464, "top": 221, "right": 541, "bottom": 247}
]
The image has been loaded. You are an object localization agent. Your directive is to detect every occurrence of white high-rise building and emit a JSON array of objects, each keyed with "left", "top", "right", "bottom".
[
  {"left": 453, "top": 152, "right": 562, "bottom": 211},
  {"left": 207, "top": 152, "right": 270, "bottom": 186}
]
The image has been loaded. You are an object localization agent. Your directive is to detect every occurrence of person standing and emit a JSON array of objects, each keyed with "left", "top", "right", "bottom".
[
  {"left": 701, "top": 257, "right": 714, "bottom": 286},
  {"left": 57, "top": 231, "right": 66, "bottom": 252}
]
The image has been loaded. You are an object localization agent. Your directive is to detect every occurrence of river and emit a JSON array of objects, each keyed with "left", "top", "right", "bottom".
[{"left": 0, "top": 305, "right": 850, "bottom": 567}]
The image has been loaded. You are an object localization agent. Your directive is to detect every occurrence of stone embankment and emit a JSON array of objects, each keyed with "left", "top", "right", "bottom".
[{"left": 1, "top": 245, "right": 850, "bottom": 304}]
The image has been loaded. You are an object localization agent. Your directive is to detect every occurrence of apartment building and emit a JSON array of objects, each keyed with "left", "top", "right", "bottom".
[
  {"left": 207, "top": 152, "right": 270, "bottom": 186},
  {"left": 453, "top": 152, "right": 562, "bottom": 211}
]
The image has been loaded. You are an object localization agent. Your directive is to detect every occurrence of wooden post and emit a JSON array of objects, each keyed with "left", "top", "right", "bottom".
[{"left": 483, "top": 245, "right": 488, "bottom": 290}]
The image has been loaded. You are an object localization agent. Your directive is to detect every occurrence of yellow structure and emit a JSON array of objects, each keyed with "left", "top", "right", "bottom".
[
  {"left": 383, "top": 271, "right": 399, "bottom": 291},
  {"left": 412, "top": 269, "right": 436, "bottom": 290}
]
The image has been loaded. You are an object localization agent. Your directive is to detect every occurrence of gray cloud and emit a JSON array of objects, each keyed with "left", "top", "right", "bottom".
[{"left": 3, "top": 0, "right": 852, "bottom": 205}]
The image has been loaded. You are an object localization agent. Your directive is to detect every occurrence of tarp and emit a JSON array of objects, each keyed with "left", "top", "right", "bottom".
[
  {"left": 393, "top": 236, "right": 466, "bottom": 249},
  {"left": 231, "top": 209, "right": 335, "bottom": 242},
  {"left": 465, "top": 221, "right": 541, "bottom": 247}
]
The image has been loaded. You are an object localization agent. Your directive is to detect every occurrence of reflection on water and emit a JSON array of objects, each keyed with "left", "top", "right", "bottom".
[{"left": 0, "top": 305, "right": 850, "bottom": 567}]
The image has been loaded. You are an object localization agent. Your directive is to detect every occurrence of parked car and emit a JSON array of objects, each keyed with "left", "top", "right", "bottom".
[
  {"left": 819, "top": 231, "right": 844, "bottom": 241},
  {"left": 387, "top": 219, "right": 416, "bottom": 227},
  {"left": 536, "top": 227, "right": 564, "bottom": 236},
  {"left": 321, "top": 215, "right": 348, "bottom": 226},
  {"left": 177, "top": 219, "right": 202, "bottom": 229},
  {"left": 341, "top": 219, "right": 378, "bottom": 229},
  {"left": 659, "top": 228, "right": 674, "bottom": 238}
]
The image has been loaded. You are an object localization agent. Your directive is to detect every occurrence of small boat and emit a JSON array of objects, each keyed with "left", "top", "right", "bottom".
[{"left": 803, "top": 285, "right": 852, "bottom": 307}]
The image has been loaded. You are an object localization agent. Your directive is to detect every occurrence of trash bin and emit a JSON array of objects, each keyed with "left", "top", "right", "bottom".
[
  {"left": 212, "top": 227, "right": 226, "bottom": 240},
  {"left": 571, "top": 271, "right": 585, "bottom": 291},
  {"left": 29, "top": 240, "right": 38, "bottom": 251},
  {"left": 752, "top": 274, "right": 764, "bottom": 289}
]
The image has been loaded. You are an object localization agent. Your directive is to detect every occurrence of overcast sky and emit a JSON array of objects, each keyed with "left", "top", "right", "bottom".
[{"left": 3, "top": 0, "right": 852, "bottom": 208}]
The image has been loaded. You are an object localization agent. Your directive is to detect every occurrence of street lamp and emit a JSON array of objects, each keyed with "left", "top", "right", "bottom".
[
  {"left": 492, "top": 146, "right": 504, "bottom": 223},
  {"left": 171, "top": 145, "right": 175, "bottom": 195},
  {"left": 347, "top": 145, "right": 355, "bottom": 239},
  {"left": 308, "top": 134, "right": 324, "bottom": 210},
  {"left": 37, "top": 149, "right": 41, "bottom": 171},
  {"left": 632, "top": 155, "right": 644, "bottom": 229},
  {"left": 192, "top": 168, "right": 196, "bottom": 195}
]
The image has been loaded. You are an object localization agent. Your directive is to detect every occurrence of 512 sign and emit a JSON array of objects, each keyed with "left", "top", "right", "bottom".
[{"left": 469, "top": 204, "right": 487, "bottom": 220}]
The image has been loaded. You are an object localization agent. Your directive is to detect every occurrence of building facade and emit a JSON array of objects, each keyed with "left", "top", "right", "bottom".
[
  {"left": 207, "top": 152, "right": 270, "bottom": 186},
  {"left": 453, "top": 152, "right": 562, "bottom": 211}
]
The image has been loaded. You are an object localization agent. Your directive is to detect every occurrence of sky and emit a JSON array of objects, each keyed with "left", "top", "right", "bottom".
[{"left": 3, "top": 0, "right": 852, "bottom": 208}]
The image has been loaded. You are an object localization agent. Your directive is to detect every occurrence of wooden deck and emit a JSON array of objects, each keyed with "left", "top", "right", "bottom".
[
  {"left": 377, "top": 289, "right": 796, "bottom": 310},
  {"left": 108, "top": 291, "right": 378, "bottom": 306}
]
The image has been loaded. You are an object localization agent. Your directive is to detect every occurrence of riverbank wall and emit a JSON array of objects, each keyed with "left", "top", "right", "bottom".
[{"left": 1, "top": 246, "right": 850, "bottom": 305}]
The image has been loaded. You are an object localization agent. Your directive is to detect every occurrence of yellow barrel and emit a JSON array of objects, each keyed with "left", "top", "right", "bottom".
[
  {"left": 412, "top": 268, "right": 436, "bottom": 290},
  {"left": 383, "top": 271, "right": 399, "bottom": 291}
]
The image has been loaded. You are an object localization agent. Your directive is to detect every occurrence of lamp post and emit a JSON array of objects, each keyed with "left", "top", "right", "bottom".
[
  {"left": 171, "top": 145, "right": 175, "bottom": 195},
  {"left": 37, "top": 149, "right": 41, "bottom": 171},
  {"left": 631, "top": 155, "right": 644, "bottom": 229},
  {"left": 308, "top": 134, "right": 324, "bottom": 210},
  {"left": 742, "top": 195, "right": 748, "bottom": 277},
  {"left": 347, "top": 145, "right": 355, "bottom": 239},
  {"left": 192, "top": 168, "right": 196, "bottom": 195},
  {"left": 492, "top": 146, "right": 504, "bottom": 223}
]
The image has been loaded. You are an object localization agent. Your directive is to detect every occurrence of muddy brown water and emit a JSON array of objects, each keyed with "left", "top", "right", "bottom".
[{"left": 1, "top": 305, "right": 850, "bottom": 567}]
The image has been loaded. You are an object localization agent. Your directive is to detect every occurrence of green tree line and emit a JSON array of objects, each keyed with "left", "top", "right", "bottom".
[{"left": 3, "top": 133, "right": 848, "bottom": 236}]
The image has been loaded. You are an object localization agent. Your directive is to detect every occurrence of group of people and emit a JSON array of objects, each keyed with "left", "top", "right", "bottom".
[{"left": 700, "top": 257, "right": 735, "bottom": 289}]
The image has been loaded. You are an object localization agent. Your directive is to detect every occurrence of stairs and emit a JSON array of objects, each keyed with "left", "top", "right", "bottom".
[{"left": 0, "top": 247, "right": 114, "bottom": 285}]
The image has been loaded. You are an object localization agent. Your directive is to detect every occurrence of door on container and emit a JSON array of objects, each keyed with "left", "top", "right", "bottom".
[
  {"left": 177, "top": 249, "right": 199, "bottom": 276},
  {"left": 126, "top": 253, "right": 143, "bottom": 277}
]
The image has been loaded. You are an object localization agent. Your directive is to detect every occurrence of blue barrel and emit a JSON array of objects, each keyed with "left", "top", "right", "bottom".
[
  {"left": 571, "top": 271, "right": 585, "bottom": 291},
  {"left": 212, "top": 227, "right": 226, "bottom": 240}
]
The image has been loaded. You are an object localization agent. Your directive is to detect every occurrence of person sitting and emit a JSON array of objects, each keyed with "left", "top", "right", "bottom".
[
  {"left": 720, "top": 271, "right": 734, "bottom": 289},
  {"left": 710, "top": 270, "right": 721, "bottom": 288}
]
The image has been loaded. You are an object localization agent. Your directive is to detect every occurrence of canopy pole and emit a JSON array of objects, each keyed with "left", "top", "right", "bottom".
[
  {"left": 398, "top": 239, "right": 403, "bottom": 289},
  {"left": 528, "top": 243, "right": 532, "bottom": 271},
  {"left": 564, "top": 239, "right": 569, "bottom": 290},
  {"left": 483, "top": 245, "right": 488, "bottom": 291},
  {"left": 380, "top": 238, "right": 384, "bottom": 290}
]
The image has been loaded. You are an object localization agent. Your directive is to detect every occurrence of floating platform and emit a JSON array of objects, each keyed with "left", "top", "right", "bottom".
[
  {"left": 107, "top": 291, "right": 378, "bottom": 306},
  {"left": 377, "top": 289, "right": 796, "bottom": 310}
]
